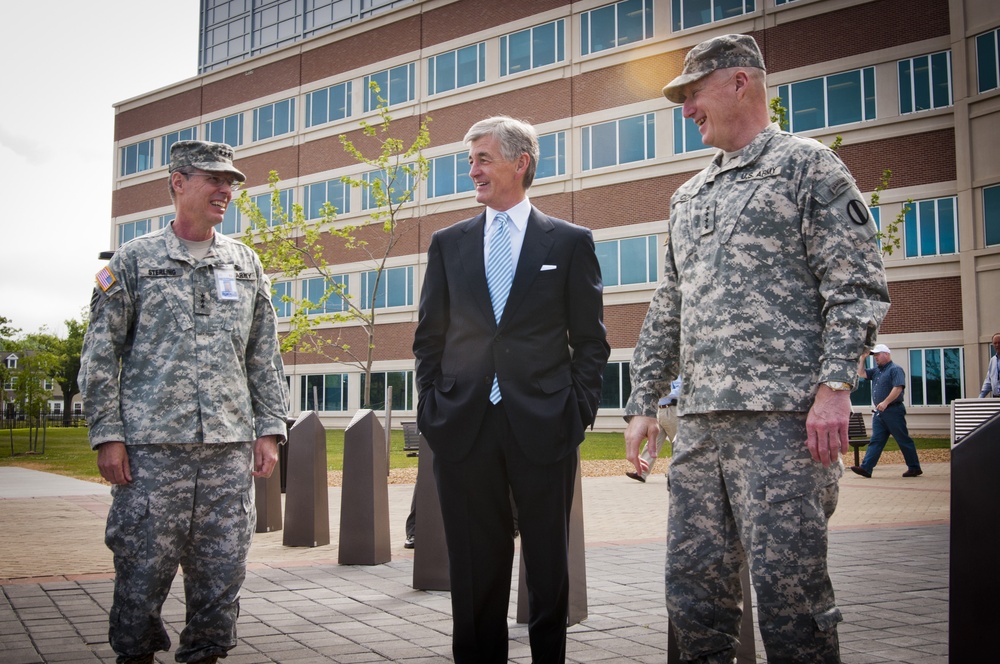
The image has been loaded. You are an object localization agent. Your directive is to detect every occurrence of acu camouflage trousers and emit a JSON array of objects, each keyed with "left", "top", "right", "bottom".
[
  {"left": 666, "top": 412, "right": 843, "bottom": 664},
  {"left": 105, "top": 442, "right": 255, "bottom": 663}
]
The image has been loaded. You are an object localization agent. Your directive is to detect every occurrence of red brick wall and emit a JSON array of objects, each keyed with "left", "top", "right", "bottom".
[
  {"left": 881, "top": 276, "right": 963, "bottom": 335},
  {"left": 839, "top": 129, "right": 955, "bottom": 192},
  {"left": 115, "top": 88, "right": 203, "bottom": 142}
]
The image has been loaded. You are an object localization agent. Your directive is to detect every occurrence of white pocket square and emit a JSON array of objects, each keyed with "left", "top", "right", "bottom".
[{"left": 540, "top": 264, "right": 557, "bottom": 271}]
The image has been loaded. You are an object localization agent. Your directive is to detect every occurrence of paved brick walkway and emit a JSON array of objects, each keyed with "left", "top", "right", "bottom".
[{"left": 0, "top": 464, "right": 950, "bottom": 663}]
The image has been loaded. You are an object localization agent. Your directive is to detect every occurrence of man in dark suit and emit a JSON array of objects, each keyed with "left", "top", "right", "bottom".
[{"left": 413, "top": 116, "right": 609, "bottom": 663}]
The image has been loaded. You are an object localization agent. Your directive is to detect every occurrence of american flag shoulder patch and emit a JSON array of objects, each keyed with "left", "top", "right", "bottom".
[{"left": 96, "top": 266, "right": 116, "bottom": 292}]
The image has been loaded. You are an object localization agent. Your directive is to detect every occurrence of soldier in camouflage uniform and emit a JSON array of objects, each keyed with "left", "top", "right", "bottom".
[
  {"left": 79, "top": 141, "right": 288, "bottom": 664},
  {"left": 623, "top": 35, "right": 890, "bottom": 663}
]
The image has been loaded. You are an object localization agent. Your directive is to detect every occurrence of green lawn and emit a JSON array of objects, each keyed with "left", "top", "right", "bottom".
[{"left": 0, "top": 425, "right": 950, "bottom": 484}]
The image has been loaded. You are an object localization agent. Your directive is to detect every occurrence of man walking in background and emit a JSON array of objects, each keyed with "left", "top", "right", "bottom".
[{"left": 852, "top": 344, "right": 922, "bottom": 478}]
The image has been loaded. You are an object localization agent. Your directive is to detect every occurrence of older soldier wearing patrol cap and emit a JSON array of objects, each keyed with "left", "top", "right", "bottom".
[
  {"left": 79, "top": 140, "right": 288, "bottom": 664},
  {"left": 624, "top": 34, "right": 890, "bottom": 662}
]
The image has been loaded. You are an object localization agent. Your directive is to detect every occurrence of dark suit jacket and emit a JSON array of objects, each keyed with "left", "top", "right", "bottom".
[{"left": 413, "top": 206, "right": 610, "bottom": 465}]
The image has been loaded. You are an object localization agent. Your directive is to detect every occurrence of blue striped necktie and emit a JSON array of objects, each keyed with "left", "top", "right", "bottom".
[{"left": 486, "top": 212, "right": 513, "bottom": 403}]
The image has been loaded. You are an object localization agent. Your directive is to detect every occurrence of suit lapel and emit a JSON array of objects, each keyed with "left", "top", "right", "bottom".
[
  {"left": 500, "top": 207, "right": 554, "bottom": 328},
  {"left": 457, "top": 212, "right": 496, "bottom": 326}
]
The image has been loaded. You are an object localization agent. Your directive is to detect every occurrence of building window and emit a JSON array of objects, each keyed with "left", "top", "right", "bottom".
[
  {"left": 362, "top": 168, "right": 414, "bottom": 210},
  {"left": 216, "top": 205, "right": 240, "bottom": 236},
  {"left": 303, "top": 275, "right": 348, "bottom": 314},
  {"left": 361, "top": 266, "right": 414, "bottom": 310},
  {"left": 253, "top": 98, "right": 295, "bottom": 141},
  {"left": 500, "top": 19, "right": 565, "bottom": 77},
  {"left": 161, "top": 127, "right": 198, "bottom": 166},
  {"left": 5, "top": 355, "right": 16, "bottom": 369},
  {"left": 428, "top": 152, "right": 476, "bottom": 199},
  {"left": 428, "top": 43, "right": 486, "bottom": 95},
  {"left": 596, "top": 236, "right": 658, "bottom": 287},
  {"left": 305, "top": 81, "right": 352, "bottom": 128},
  {"left": 985, "top": 185, "right": 1000, "bottom": 247},
  {"left": 118, "top": 219, "right": 152, "bottom": 247},
  {"left": 43, "top": 379, "right": 54, "bottom": 391},
  {"left": 160, "top": 213, "right": 175, "bottom": 229},
  {"left": 898, "top": 51, "right": 952, "bottom": 114},
  {"left": 903, "top": 197, "right": 957, "bottom": 258},
  {"left": 977, "top": 27, "right": 1000, "bottom": 93},
  {"left": 364, "top": 63, "right": 415, "bottom": 111},
  {"left": 777, "top": 67, "right": 876, "bottom": 133},
  {"left": 581, "top": 0, "right": 654, "bottom": 56},
  {"left": 74, "top": 402, "right": 83, "bottom": 415},
  {"left": 673, "top": 107, "right": 708, "bottom": 154},
  {"left": 582, "top": 113, "right": 655, "bottom": 171},
  {"left": 300, "top": 373, "right": 349, "bottom": 412},
  {"left": 537, "top": 131, "right": 567, "bottom": 180},
  {"left": 252, "top": 190, "right": 293, "bottom": 227},
  {"left": 120, "top": 139, "right": 154, "bottom": 176},
  {"left": 304, "top": 178, "right": 351, "bottom": 218},
  {"left": 601, "top": 361, "right": 632, "bottom": 408},
  {"left": 671, "top": 0, "right": 755, "bottom": 32},
  {"left": 851, "top": 355, "right": 876, "bottom": 407},
  {"left": 271, "top": 281, "right": 293, "bottom": 318},
  {"left": 205, "top": 113, "right": 244, "bottom": 147},
  {"left": 362, "top": 370, "right": 414, "bottom": 410},
  {"left": 909, "top": 347, "right": 964, "bottom": 406},
  {"left": 252, "top": 0, "right": 299, "bottom": 53}
]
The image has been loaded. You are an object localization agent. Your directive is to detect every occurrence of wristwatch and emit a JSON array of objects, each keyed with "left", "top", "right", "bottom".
[{"left": 823, "top": 381, "right": 853, "bottom": 391}]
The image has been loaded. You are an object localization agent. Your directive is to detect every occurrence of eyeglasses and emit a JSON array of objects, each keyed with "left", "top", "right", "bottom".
[{"left": 183, "top": 172, "right": 242, "bottom": 191}]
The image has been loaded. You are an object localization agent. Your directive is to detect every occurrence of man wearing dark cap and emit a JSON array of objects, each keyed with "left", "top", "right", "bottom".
[
  {"left": 80, "top": 140, "right": 288, "bottom": 664},
  {"left": 624, "top": 34, "right": 890, "bottom": 662}
]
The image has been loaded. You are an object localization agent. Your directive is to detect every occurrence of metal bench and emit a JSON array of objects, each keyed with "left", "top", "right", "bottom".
[
  {"left": 848, "top": 411, "right": 869, "bottom": 467},
  {"left": 951, "top": 398, "right": 1000, "bottom": 445},
  {"left": 402, "top": 421, "right": 421, "bottom": 457}
]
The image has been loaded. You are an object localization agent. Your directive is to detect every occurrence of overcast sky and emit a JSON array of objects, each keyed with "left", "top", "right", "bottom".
[{"left": 0, "top": 1, "right": 200, "bottom": 338}]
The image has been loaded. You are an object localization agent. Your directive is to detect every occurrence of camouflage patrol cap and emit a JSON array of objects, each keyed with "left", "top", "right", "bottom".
[
  {"left": 169, "top": 140, "right": 246, "bottom": 182},
  {"left": 662, "top": 34, "right": 766, "bottom": 104}
]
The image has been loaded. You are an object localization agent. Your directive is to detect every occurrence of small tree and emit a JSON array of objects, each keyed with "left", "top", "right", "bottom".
[
  {"left": 769, "top": 97, "right": 910, "bottom": 256},
  {"left": 11, "top": 340, "right": 55, "bottom": 453},
  {"left": 237, "top": 86, "right": 431, "bottom": 409}
]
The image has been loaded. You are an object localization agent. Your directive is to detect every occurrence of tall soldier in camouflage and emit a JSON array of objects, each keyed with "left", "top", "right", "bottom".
[
  {"left": 624, "top": 35, "right": 890, "bottom": 663},
  {"left": 79, "top": 141, "right": 288, "bottom": 664}
]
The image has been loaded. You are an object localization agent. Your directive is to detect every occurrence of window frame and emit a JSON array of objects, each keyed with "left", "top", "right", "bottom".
[
  {"left": 120, "top": 139, "right": 154, "bottom": 177},
  {"left": 361, "top": 266, "right": 414, "bottom": 310},
  {"left": 777, "top": 66, "right": 876, "bottom": 133},
  {"left": 903, "top": 196, "right": 958, "bottom": 258},
  {"left": 300, "top": 373, "right": 350, "bottom": 412},
  {"left": 908, "top": 347, "right": 965, "bottom": 406},
  {"left": 499, "top": 19, "right": 566, "bottom": 77},
  {"left": 595, "top": 235, "right": 659, "bottom": 287},
  {"left": 305, "top": 81, "right": 353, "bottom": 128},
  {"left": 361, "top": 370, "right": 415, "bottom": 411},
  {"left": 984, "top": 184, "right": 1000, "bottom": 247},
  {"left": 160, "top": 127, "right": 198, "bottom": 166},
  {"left": 898, "top": 50, "right": 953, "bottom": 114},
  {"left": 302, "top": 274, "right": 349, "bottom": 315},
  {"left": 976, "top": 27, "right": 1000, "bottom": 94},
  {"left": 253, "top": 98, "right": 296, "bottom": 142},
  {"left": 581, "top": 113, "right": 656, "bottom": 171},
  {"left": 428, "top": 42, "right": 486, "bottom": 95},
  {"left": 600, "top": 361, "right": 632, "bottom": 409},
  {"left": 580, "top": 0, "right": 654, "bottom": 56},
  {"left": 304, "top": 178, "right": 351, "bottom": 218},
  {"left": 364, "top": 62, "right": 416, "bottom": 111},
  {"left": 671, "top": 0, "right": 756, "bottom": 32}
]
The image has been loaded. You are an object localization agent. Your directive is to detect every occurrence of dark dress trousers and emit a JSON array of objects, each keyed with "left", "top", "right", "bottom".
[{"left": 413, "top": 206, "right": 609, "bottom": 663}]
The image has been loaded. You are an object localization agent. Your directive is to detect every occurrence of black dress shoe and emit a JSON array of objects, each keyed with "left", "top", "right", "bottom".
[
  {"left": 626, "top": 472, "right": 646, "bottom": 483},
  {"left": 850, "top": 466, "right": 872, "bottom": 478},
  {"left": 404, "top": 535, "right": 415, "bottom": 549},
  {"left": 902, "top": 469, "right": 923, "bottom": 477}
]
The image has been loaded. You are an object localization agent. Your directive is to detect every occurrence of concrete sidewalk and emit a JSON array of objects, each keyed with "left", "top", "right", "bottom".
[{"left": 0, "top": 464, "right": 950, "bottom": 663}]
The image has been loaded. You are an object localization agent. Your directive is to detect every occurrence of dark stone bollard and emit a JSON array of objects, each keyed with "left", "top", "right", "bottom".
[
  {"left": 282, "top": 411, "right": 330, "bottom": 547},
  {"left": 950, "top": 410, "right": 1000, "bottom": 662},
  {"left": 412, "top": 433, "right": 450, "bottom": 590},
  {"left": 338, "top": 409, "right": 391, "bottom": 565},
  {"left": 253, "top": 454, "right": 282, "bottom": 533},
  {"left": 516, "top": 448, "right": 587, "bottom": 626}
]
